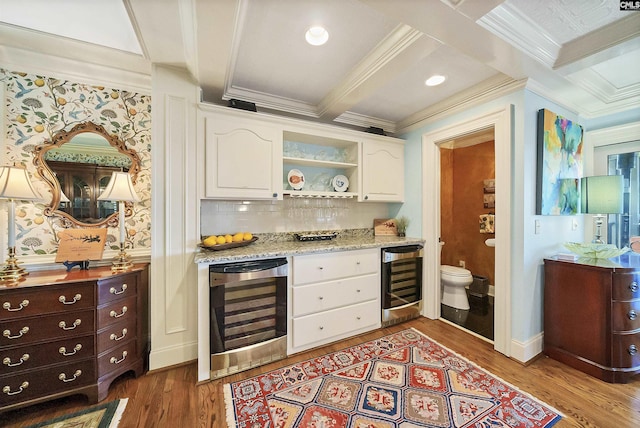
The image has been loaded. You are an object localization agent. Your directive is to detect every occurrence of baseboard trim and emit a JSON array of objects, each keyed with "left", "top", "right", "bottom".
[
  {"left": 149, "top": 340, "right": 198, "bottom": 371},
  {"left": 510, "top": 332, "right": 543, "bottom": 364}
]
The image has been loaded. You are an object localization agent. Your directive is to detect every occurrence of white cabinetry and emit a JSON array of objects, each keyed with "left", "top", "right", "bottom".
[
  {"left": 361, "top": 139, "right": 405, "bottom": 202},
  {"left": 203, "top": 114, "right": 282, "bottom": 199},
  {"left": 289, "top": 248, "right": 380, "bottom": 353}
]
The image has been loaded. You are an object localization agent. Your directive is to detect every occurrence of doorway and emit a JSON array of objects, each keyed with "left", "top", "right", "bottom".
[{"left": 421, "top": 106, "right": 512, "bottom": 356}]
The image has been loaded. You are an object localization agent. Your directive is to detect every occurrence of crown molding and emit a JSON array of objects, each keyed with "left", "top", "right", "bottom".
[
  {"left": 567, "top": 68, "right": 640, "bottom": 103},
  {"left": 334, "top": 111, "right": 397, "bottom": 134}
]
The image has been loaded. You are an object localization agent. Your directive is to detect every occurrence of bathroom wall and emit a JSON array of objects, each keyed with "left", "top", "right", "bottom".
[
  {"left": 200, "top": 198, "right": 391, "bottom": 237},
  {"left": 440, "top": 140, "right": 495, "bottom": 287}
]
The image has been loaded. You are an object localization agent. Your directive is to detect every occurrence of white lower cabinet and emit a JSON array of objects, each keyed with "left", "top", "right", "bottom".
[{"left": 289, "top": 248, "right": 381, "bottom": 353}]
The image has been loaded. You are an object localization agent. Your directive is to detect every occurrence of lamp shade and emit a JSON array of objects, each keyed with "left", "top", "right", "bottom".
[
  {"left": 0, "top": 165, "right": 41, "bottom": 201},
  {"left": 59, "top": 189, "right": 70, "bottom": 203},
  {"left": 97, "top": 171, "right": 140, "bottom": 202},
  {"left": 581, "top": 175, "right": 623, "bottom": 214}
]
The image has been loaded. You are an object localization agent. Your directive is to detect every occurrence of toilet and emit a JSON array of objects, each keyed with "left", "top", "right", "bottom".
[{"left": 440, "top": 265, "right": 472, "bottom": 310}]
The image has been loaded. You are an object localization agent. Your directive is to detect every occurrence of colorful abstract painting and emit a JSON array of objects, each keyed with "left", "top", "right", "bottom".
[{"left": 536, "top": 109, "right": 583, "bottom": 215}]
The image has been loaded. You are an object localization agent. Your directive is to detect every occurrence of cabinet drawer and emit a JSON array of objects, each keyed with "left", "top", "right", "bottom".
[
  {"left": 0, "top": 358, "right": 95, "bottom": 407},
  {"left": 292, "top": 300, "right": 379, "bottom": 349},
  {"left": 293, "top": 249, "right": 379, "bottom": 286},
  {"left": 0, "top": 310, "right": 95, "bottom": 347},
  {"left": 612, "top": 333, "right": 640, "bottom": 368},
  {"left": 612, "top": 300, "right": 640, "bottom": 332},
  {"left": 97, "top": 318, "right": 136, "bottom": 353},
  {"left": 97, "top": 340, "right": 137, "bottom": 378},
  {"left": 97, "top": 295, "right": 136, "bottom": 330},
  {"left": 1, "top": 283, "right": 94, "bottom": 321},
  {"left": 97, "top": 273, "right": 138, "bottom": 305},
  {"left": 0, "top": 335, "right": 94, "bottom": 376},
  {"left": 612, "top": 272, "right": 640, "bottom": 301},
  {"left": 292, "top": 274, "right": 379, "bottom": 317}
]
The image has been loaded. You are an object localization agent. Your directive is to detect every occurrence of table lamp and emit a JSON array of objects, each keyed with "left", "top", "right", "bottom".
[
  {"left": 98, "top": 171, "right": 140, "bottom": 271},
  {"left": 0, "top": 165, "right": 41, "bottom": 281},
  {"left": 581, "top": 175, "right": 623, "bottom": 244}
]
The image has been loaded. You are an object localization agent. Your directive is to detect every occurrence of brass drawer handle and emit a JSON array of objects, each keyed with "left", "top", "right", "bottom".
[
  {"left": 58, "top": 370, "right": 82, "bottom": 383},
  {"left": 110, "top": 284, "right": 128, "bottom": 295},
  {"left": 59, "top": 294, "right": 82, "bottom": 305},
  {"left": 3, "top": 354, "right": 29, "bottom": 367},
  {"left": 110, "top": 328, "right": 128, "bottom": 341},
  {"left": 110, "top": 351, "right": 128, "bottom": 365},
  {"left": 59, "top": 344, "right": 82, "bottom": 356},
  {"left": 629, "top": 310, "right": 637, "bottom": 321},
  {"left": 631, "top": 282, "right": 639, "bottom": 292},
  {"left": 59, "top": 319, "right": 81, "bottom": 330},
  {"left": 3, "top": 327, "right": 29, "bottom": 339},
  {"left": 3, "top": 381, "right": 28, "bottom": 396},
  {"left": 110, "top": 306, "right": 128, "bottom": 318},
  {"left": 2, "top": 300, "right": 29, "bottom": 312}
]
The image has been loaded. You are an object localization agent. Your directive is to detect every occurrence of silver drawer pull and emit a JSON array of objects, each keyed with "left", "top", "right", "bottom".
[
  {"left": 628, "top": 344, "right": 637, "bottom": 356},
  {"left": 59, "top": 370, "right": 82, "bottom": 383},
  {"left": 319, "top": 326, "right": 324, "bottom": 330},
  {"left": 356, "top": 289, "right": 361, "bottom": 293},
  {"left": 110, "top": 284, "right": 128, "bottom": 295},
  {"left": 110, "top": 351, "right": 128, "bottom": 364},
  {"left": 3, "top": 354, "right": 29, "bottom": 367},
  {"left": 629, "top": 310, "right": 637, "bottom": 321},
  {"left": 2, "top": 300, "right": 29, "bottom": 312},
  {"left": 110, "top": 328, "right": 128, "bottom": 341},
  {"left": 3, "top": 382, "right": 28, "bottom": 396},
  {"left": 3, "top": 327, "right": 29, "bottom": 339},
  {"left": 59, "top": 319, "right": 81, "bottom": 330},
  {"left": 110, "top": 306, "right": 128, "bottom": 318},
  {"left": 59, "top": 294, "right": 82, "bottom": 305},
  {"left": 631, "top": 282, "right": 639, "bottom": 292},
  {"left": 59, "top": 344, "right": 82, "bottom": 356},
  {"left": 318, "top": 296, "right": 324, "bottom": 300},
  {"left": 357, "top": 316, "right": 361, "bottom": 320}
]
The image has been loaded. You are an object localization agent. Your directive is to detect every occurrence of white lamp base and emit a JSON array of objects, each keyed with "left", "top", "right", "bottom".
[{"left": 0, "top": 247, "right": 28, "bottom": 281}]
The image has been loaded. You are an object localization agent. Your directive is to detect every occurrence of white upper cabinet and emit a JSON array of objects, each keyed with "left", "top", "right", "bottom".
[
  {"left": 203, "top": 114, "right": 283, "bottom": 199},
  {"left": 361, "top": 139, "right": 405, "bottom": 202}
]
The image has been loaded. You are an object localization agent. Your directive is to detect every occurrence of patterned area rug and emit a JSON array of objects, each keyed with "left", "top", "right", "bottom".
[
  {"left": 224, "top": 329, "right": 562, "bottom": 427},
  {"left": 24, "top": 399, "right": 127, "bottom": 428}
]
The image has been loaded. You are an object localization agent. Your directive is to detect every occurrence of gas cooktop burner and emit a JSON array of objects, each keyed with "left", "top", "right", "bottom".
[{"left": 294, "top": 232, "right": 338, "bottom": 242}]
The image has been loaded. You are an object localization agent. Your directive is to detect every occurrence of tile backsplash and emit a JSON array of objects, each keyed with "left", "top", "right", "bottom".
[{"left": 200, "top": 198, "right": 391, "bottom": 237}]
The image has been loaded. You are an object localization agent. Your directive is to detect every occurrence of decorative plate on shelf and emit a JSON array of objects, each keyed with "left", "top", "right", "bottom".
[
  {"left": 288, "top": 169, "right": 305, "bottom": 190},
  {"left": 199, "top": 236, "right": 258, "bottom": 251},
  {"left": 332, "top": 174, "right": 349, "bottom": 192}
]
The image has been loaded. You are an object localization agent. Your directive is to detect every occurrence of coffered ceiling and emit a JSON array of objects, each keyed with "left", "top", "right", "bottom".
[{"left": 1, "top": 0, "right": 638, "bottom": 135}]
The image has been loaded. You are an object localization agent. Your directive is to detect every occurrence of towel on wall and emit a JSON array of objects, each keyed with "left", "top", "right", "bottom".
[{"left": 479, "top": 214, "right": 495, "bottom": 234}]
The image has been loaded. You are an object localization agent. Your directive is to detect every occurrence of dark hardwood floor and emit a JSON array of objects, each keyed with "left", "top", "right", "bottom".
[{"left": 2, "top": 318, "right": 639, "bottom": 427}]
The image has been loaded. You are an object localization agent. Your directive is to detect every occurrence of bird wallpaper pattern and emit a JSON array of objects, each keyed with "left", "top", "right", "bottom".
[
  {"left": 1, "top": 68, "right": 151, "bottom": 258},
  {"left": 535, "top": 108, "right": 583, "bottom": 216}
]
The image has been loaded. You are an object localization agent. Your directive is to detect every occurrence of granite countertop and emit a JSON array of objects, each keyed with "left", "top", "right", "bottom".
[{"left": 194, "top": 229, "right": 424, "bottom": 264}]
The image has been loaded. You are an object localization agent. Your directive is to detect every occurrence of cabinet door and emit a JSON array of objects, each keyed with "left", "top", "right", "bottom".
[
  {"left": 361, "top": 140, "right": 404, "bottom": 202},
  {"left": 204, "top": 115, "right": 282, "bottom": 199}
]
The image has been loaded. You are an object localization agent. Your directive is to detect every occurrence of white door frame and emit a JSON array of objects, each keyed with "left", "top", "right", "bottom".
[{"left": 421, "top": 105, "right": 513, "bottom": 356}]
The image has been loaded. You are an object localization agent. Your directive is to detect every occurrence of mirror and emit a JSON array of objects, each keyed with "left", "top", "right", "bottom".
[{"left": 33, "top": 122, "right": 141, "bottom": 228}]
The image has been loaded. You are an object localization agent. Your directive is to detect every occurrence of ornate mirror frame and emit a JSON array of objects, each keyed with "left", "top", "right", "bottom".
[{"left": 33, "top": 122, "right": 141, "bottom": 228}]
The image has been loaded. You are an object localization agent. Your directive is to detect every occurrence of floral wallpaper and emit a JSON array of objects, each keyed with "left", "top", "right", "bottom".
[{"left": 1, "top": 68, "right": 151, "bottom": 257}]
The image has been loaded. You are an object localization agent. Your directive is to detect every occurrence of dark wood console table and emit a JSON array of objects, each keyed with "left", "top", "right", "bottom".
[
  {"left": 544, "top": 255, "right": 640, "bottom": 383},
  {"left": 0, "top": 264, "right": 148, "bottom": 412}
]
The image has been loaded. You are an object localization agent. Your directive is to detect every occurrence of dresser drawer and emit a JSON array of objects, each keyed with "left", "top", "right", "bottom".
[
  {"left": 0, "top": 335, "right": 94, "bottom": 376},
  {"left": 97, "top": 295, "right": 136, "bottom": 330},
  {"left": 292, "top": 274, "right": 379, "bottom": 317},
  {"left": 612, "top": 300, "right": 640, "bottom": 332},
  {"left": 97, "top": 273, "right": 138, "bottom": 305},
  {"left": 97, "top": 318, "right": 136, "bottom": 353},
  {"left": 0, "top": 358, "right": 95, "bottom": 407},
  {"left": 612, "top": 333, "right": 640, "bottom": 368},
  {"left": 97, "top": 340, "right": 137, "bottom": 378},
  {"left": 0, "top": 310, "right": 95, "bottom": 347},
  {"left": 1, "top": 283, "right": 94, "bottom": 321},
  {"left": 292, "top": 299, "right": 379, "bottom": 349},
  {"left": 612, "top": 272, "right": 640, "bottom": 301},
  {"left": 293, "top": 248, "right": 379, "bottom": 286}
]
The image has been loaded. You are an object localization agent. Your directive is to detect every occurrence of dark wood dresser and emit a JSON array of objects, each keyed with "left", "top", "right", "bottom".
[
  {"left": 544, "top": 255, "right": 640, "bottom": 383},
  {"left": 0, "top": 264, "right": 148, "bottom": 412}
]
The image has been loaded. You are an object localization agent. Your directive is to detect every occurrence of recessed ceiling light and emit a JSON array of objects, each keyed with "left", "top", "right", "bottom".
[
  {"left": 305, "top": 26, "right": 329, "bottom": 46},
  {"left": 425, "top": 75, "right": 446, "bottom": 86}
]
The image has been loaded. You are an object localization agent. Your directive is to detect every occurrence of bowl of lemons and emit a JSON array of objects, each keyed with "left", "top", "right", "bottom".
[{"left": 200, "top": 232, "right": 257, "bottom": 250}]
